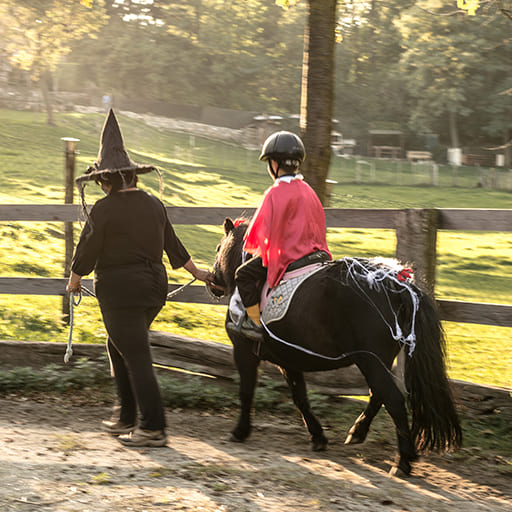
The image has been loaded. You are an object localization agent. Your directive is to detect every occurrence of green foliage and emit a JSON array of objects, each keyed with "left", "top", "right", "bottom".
[
  {"left": 0, "top": 1, "right": 108, "bottom": 85},
  {"left": 459, "top": 414, "right": 512, "bottom": 457},
  {"left": 0, "top": 357, "right": 111, "bottom": 394},
  {"left": 333, "top": 0, "right": 512, "bottom": 153},
  {"left": 2, "top": 0, "right": 511, "bottom": 150},
  {"left": 157, "top": 371, "right": 318, "bottom": 413},
  {"left": 396, "top": 0, "right": 512, "bottom": 146},
  {"left": 159, "top": 373, "right": 237, "bottom": 410},
  {"left": 335, "top": 0, "right": 408, "bottom": 135},
  {"left": 67, "top": 0, "right": 305, "bottom": 112}
]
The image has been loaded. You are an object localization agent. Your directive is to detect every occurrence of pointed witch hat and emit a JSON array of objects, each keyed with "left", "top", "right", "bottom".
[{"left": 76, "top": 109, "right": 157, "bottom": 183}]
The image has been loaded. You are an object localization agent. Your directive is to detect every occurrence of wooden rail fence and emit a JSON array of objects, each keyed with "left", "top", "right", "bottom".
[
  {"left": 0, "top": 205, "right": 510, "bottom": 327},
  {"left": 0, "top": 205, "right": 510, "bottom": 408}
]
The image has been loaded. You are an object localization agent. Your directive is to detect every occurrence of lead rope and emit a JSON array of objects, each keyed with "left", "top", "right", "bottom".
[
  {"left": 64, "top": 285, "right": 95, "bottom": 364},
  {"left": 65, "top": 291, "right": 82, "bottom": 363},
  {"left": 65, "top": 277, "right": 194, "bottom": 364}
]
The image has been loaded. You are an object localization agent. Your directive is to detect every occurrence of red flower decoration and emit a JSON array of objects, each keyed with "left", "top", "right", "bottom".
[{"left": 397, "top": 268, "right": 413, "bottom": 282}]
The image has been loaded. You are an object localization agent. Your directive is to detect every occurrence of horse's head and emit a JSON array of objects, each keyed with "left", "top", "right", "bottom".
[{"left": 210, "top": 217, "right": 249, "bottom": 298}]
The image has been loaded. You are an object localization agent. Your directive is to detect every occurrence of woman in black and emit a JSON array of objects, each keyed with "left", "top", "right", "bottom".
[{"left": 67, "top": 110, "right": 212, "bottom": 447}]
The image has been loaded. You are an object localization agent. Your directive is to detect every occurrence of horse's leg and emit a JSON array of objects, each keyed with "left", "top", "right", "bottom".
[
  {"left": 230, "top": 335, "right": 260, "bottom": 442},
  {"left": 345, "top": 393, "right": 382, "bottom": 445},
  {"left": 353, "top": 355, "right": 417, "bottom": 476},
  {"left": 281, "top": 368, "right": 328, "bottom": 451}
]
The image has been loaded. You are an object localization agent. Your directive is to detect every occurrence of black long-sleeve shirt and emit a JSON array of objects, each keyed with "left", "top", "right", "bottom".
[
  {"left": 71, "top": 190, "right": 191, "bottom": 310},
  {"left": 72, "top": 190, "right": 190, "bottom": 276}
]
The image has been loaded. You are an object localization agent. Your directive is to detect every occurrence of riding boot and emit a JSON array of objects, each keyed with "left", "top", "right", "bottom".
[{"left": 226, "top": 304, "right": 264, "bottom": 342}]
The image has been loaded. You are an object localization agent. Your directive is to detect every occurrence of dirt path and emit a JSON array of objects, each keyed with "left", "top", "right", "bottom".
[{"left": 0, "top": 396, "right": 511, "bottom": 512}]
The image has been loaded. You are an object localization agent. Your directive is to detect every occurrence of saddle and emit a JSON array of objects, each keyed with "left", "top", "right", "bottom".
[
  {"left": 261, "top": 262, "right": 326, "bottom": 325},
  {"left": 228, "top": 261, "right": 328, "bottom": 327},
  {"left": 228, "top": 251, "right": 330, "bottom": 328}
]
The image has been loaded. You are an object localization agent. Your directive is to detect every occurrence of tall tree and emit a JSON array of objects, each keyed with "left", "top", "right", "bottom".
[
  {"left": 69, "top": 0, "right": 305, "bottom": 112},
  {"left": 0, "top": 0, "right": 107, "bottom": 124},
  {"left": 465, "top": 0, "right": 512, "bottom": 165},
  {"left": 299, "top": 0, "right": 337, "bottom": 204},
  {"left": 334, "top": 0, "right": 409, "bottom": 140},
  {"left": 277, "top": 0, "right": 337, "bottom": 204},
  {"left": 397, "top": 1, "right": 486, "bottom": 149},
  {"left": 398, "top": 0, "right": 512, "bottom": 157}
]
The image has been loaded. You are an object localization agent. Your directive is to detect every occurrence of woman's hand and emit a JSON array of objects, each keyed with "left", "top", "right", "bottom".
[
  {"left": 194, "top": 268, "right": 215, "bottom": 285},
  {"left": 183, "top": 259, "right": 215, "bottom": 284},
  {"left": 66, "top": 271, "right": 82, "bottom": 293}
]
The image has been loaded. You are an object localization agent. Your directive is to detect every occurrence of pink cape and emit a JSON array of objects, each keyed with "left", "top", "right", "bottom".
[{"left": 243, "top": 177, "right": 331, "bottom": 288}]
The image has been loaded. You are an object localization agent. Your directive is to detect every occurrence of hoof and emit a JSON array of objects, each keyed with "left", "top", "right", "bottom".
[
  {"left": 312, "top": 440, "right": 328, "bottom": 452},
  {"left": 344, "top": 433, "right": 365, "bottom": 445},
  {"left": 229, "top": 427, "right": 250, "bottom": 443},
  {"left": 389, "top": 461, "right": 412, "bottom": 478}
]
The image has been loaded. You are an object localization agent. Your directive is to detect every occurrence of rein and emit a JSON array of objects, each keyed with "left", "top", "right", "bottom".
[{"left": 166, "top": 278, "right": 197, "bottom": 300}]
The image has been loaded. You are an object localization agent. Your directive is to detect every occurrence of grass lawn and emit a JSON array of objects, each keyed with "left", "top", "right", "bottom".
[{"left": 0, "top": 109, "right": 510, "bottom": 389}]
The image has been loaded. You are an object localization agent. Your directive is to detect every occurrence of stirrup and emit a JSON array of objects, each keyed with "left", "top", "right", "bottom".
[
  {"left": 239, "top": 317, "right": 263, "bottom": 342},
  {"left": 227, "top": 314, "right": 263, "bottom": 342}
]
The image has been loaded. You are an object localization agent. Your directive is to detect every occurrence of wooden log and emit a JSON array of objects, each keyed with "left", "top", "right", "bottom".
[
  {"left": 149, "top": 331, "right": 236, "bottom": 380},
  {"left": 0, "top": 336, "right": 368, "bottom": 395},
  {"left": 0, "top": 340, "right": 106, "bottom": 368},
  {"left": 452, "top": 379, "right": 512, "bottom": 419},
  {"left": 324, "top": 208, "right": 398, "bottom": 229},
  {"left": 437, "top": 299, "right": 512, "bottom": 328},
  {"left": 0, "top": 278, "right": 227, "bottom": 305},
  {"left": 439, "top": 208, "right": 512, "bottom": 231},
  {"left": 0, "top": 204, "right": 82, "bottom": 222},
  {"left": 166, "top": 206, "right": 255, "bottom": 225},
  {"left": 149, "top": 331, "right": 369, "bottom": 395}
]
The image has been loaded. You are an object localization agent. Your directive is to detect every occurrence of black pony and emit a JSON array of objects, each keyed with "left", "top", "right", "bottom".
[{"left": 210, "top": 218, "right": 462, "bottom": 476}]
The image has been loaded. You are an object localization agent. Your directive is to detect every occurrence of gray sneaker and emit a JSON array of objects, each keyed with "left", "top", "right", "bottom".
[
  {"left": 102, "top": 420, "right": 135, "bottom": 436},
  {"left": 118, "top": 428, "right": 167, "bottom": 447}
]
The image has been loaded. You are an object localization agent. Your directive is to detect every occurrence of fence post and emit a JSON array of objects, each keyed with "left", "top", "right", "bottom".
[
  {"left": 61, "top": 137, "right": 80, "bottom": 324},
  {"left": 394, "top": 208, "right": 438, "bottom": 296}
]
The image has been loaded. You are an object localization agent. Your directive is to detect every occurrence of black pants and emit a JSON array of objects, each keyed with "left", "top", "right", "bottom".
[
  {"left": 101, "top": 305, "right": 166, "bottom": 431},
  {"left": 235, "top": 256, "right": 267, "bottom": 308}
]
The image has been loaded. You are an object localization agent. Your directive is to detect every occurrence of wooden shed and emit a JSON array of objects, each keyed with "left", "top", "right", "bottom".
[{"left": 367, "top": 129, "right": 404, "bottom": 159}]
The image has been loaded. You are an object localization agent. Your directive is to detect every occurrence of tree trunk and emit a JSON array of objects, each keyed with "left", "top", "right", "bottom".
[
  {"left": 40, "top": 71, "right": 55, "bottom": 126},
  {"left": 300, "top": 0, "right": 337, "bottom": 205},
  {"left": 448, "top": 110, "right": 459, "bottom": 149},
  {"left": 504, "top": 125, "right": 511, "bottom": 168}
]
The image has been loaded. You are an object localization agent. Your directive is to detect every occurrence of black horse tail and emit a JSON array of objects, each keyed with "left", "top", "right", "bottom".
[{"left": 404, "top": 291, "right": 462, "bottom": 453}]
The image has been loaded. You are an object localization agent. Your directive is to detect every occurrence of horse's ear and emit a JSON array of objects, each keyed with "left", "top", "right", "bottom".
[{"left": 223, "top": 218, "right": 235, "bottom": 235}]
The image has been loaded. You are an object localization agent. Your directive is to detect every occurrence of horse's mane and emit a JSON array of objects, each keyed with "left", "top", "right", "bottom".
[
  {"left": 217, "top": 217, "right": 250, "bottom": 294},
  {"left": 227, "top": 218, "right": 249, "bottom": 265}
]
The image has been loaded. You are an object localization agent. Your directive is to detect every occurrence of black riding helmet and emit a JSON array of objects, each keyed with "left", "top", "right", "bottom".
[{"left": 259, "top": 131, "right": 305, "bottom": 178}]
